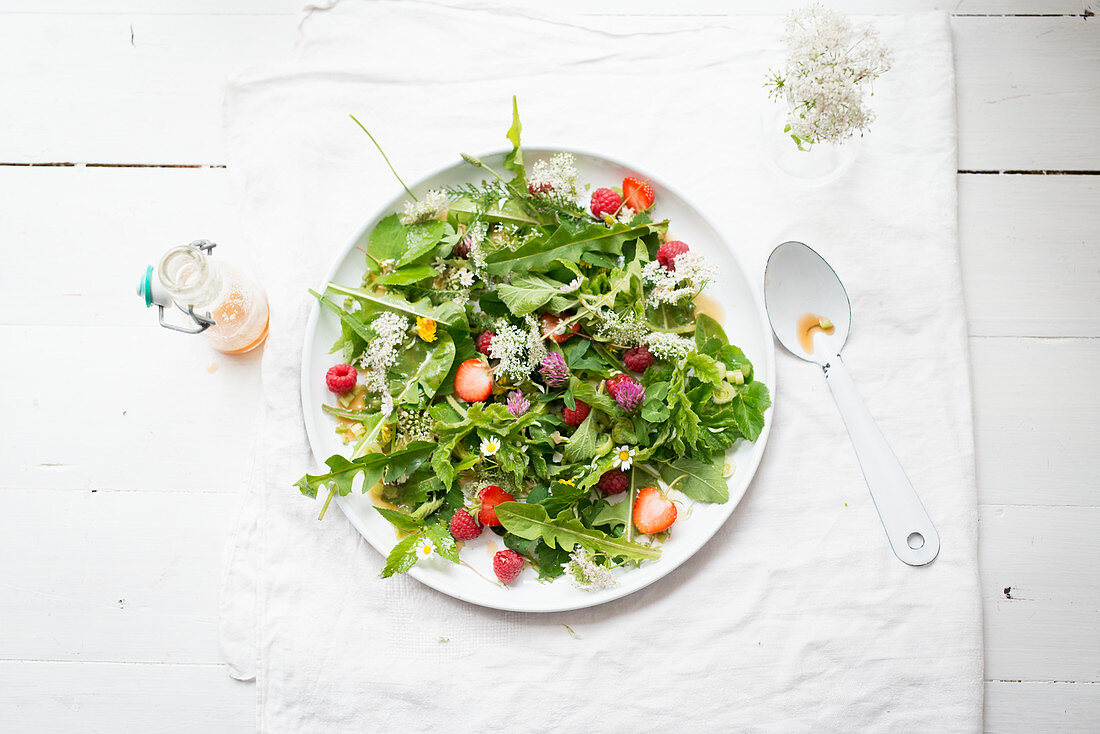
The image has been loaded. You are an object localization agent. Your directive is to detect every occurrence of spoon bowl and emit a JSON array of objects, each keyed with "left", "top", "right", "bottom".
[{"left": 765, "top": 241, "right": 851, "bottom": 364}]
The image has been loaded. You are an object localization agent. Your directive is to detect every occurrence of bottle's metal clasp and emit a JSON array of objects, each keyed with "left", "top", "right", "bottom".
[{"left": 138, "top": 240, "right": 218, "bottom": 334}]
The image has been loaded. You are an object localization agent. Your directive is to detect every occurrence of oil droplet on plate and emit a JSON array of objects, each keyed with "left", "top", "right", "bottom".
[
  {"left": 797, "top": 313, "right": 835, "bottom": 354},
  {"left": 206, "top": 360, "right": 220, "bottom": 374}
]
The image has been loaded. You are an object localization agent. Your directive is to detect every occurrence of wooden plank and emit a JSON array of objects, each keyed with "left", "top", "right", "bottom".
[
  {"left": 959, "top": 174, "right": 1100, "bottom": 338},
  {"left": 0, "top": 490, "right": 239, "bottom": 664},
  {"left": 0, "top": 13, "right": 295, "bottom": 164},
  {"left": 956, "top": 17, "right": 1100, "bottom": 170},
  {"left": 0, "top": 325, "right": 261, "bottom": 492},
  {"left": 985, "top": 681, "right": 1100, "bottom": 733},
  {"left": 981, "top": 505, "right": 1100, "bottom": 682},
  {"left": 0, "top": 166, "right": 242, "bottom": 328},
  {"left": 0, "top": 14, "right": 1097, "bottom": 168},
  {"left": 2, "top": 1, "right": 1089, "bottom": 16},
  {"left": 970, "top": 338, "right": 1099, "bottom": 506},
  {"left": 0, "top": 660, "right": 252, "bottom": 733}
]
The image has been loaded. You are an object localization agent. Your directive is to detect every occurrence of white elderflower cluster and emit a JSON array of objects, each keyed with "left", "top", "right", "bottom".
[
  {"left": 563, "top": 546, "right": 617, "bottom": 591},
  {"left": 641, "top": 253, "right": 717, "bottom": 306},
  {"left": 357, "top": 311, "right": 410, "bottom": 416},
  {"left": 526, "top": 153, "right": 581, "bottom": 207},
  {"left": 400, "top": 189, "right": 449, "bottom": 225},
  {"left": 464, "top": 221, "right": 488, "bottom": 269},
  {"left": 646, "top": 331, "right": 695, "bottom": 361},
  {"left": 489, "top": 316, "right": 547, "bottom": 383},
  {"left": 617, "top": 205, "right": 636, "bottom": 224},
  {"left": 594, "top": 308, "right": 649, "bottom": 348},
  {"left": 765, "top": 3, "right": 891, "bottom": 146}
]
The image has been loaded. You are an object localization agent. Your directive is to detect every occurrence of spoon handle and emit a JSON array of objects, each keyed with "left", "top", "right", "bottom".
[{"left": 822, "top": 354, "right": 940, "bottom": 566}]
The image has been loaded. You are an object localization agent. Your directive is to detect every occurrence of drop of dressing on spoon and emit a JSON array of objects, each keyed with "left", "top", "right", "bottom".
[{"left": 797, "top": 313, "right": 835, "bottom": 354}]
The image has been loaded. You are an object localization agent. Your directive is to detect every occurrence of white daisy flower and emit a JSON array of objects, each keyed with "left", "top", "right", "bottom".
[
  {"left": 480, "top": 436, "right": 501, "bottom": 457},
  {"left": 612, "top": 445, "right": 636, "bottom": 471},
  {"left": 417, "top": 537, "right": 436, "bottom": 559}
]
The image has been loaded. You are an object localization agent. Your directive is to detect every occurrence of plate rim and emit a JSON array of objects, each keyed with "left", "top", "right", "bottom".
[{"left": 300, "top": 145, "right": 776, "bottom": 613}]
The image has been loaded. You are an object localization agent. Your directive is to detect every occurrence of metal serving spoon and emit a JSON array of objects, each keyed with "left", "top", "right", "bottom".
[{"left": 764, "top": 241, "right": 940, "bottom": 566}]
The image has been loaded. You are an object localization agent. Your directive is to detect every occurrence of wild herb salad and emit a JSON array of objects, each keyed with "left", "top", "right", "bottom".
[{"left": 295, "top": 100, "right": 770, "bottom": 588}]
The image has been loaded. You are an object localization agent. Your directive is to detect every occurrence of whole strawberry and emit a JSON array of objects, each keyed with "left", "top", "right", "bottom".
[
  {"left": 493, "top": 549, "right": 524, "bottom": 584},
  {"left": 449, "top": 509, "right": 482, "bottom": 541},
  {"left": 622, "top": 344, "right": 654, "bottom": 373},
  {"left": 476, "top": 330, "right": 495, "bottom": 356},
  {"left": 656, "top": 240, "right": 690, "bottom": 271},
  {"left": 589, "top": 187, "right": 623, "bottom": 219},
  {"left": 597, "top": 469, "right": 630, "bottom": 495},
  {"left": 325, "top": 364, "right": 357, "bottom": 395},
  {"left": 561, "top": 399, "right": 591, "bottom": 427}
]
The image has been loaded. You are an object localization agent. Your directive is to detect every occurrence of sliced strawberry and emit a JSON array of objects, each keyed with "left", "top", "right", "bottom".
[
  {"left": 540, "top": 313, "right": 579, "bottom": 343},
  {"left": 622, "top": 175, "right": 655, "bottom": 211},
  {"left": 454, "top": 358, "right": 492, "bottom": 402},
  {"left": 633, "top": 487, "right": 677, "bottom": 534},
  {"left": 478, "top": 485, "right": 515, "bottom": 527}
]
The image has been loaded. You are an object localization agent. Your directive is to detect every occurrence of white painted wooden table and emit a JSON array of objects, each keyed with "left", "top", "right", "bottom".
[{"left": 1, "top": 1, "right": 1096, "bottom": 731}]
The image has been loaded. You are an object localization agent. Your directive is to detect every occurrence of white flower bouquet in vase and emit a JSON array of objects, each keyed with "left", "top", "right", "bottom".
[{"left": 761, "top": 3, "right": 891, "bottom": 184}]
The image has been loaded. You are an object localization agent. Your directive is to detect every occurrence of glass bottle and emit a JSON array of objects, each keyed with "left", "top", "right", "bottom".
[{"left": 157, "top": 245, "right": 269, "bottom": 354}]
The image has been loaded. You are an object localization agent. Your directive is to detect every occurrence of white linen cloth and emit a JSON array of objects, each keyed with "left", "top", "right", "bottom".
[{"left": 220, "top": 3, "right": 982, "bottom": 731}]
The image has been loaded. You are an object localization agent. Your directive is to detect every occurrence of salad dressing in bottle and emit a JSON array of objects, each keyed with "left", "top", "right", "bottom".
[{"left": 140, "top": 241, "right": 269, "bottom": 354}]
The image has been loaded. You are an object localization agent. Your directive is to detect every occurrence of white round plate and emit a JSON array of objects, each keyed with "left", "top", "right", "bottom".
[{"left": 301, "top": 148, "right": 775, "bottom": 613}]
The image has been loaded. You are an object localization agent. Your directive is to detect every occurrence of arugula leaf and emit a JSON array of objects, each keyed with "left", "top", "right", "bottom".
[
  {"left": 694, "top": 313, "right": 728, "bottom": 352},
  {"left": 381, "top": 534, "right": 421, "bottom": 578},
  {"left": 591, "top": 498, "right": 632, "bottom": 534},
  {"left": 363, "top": 214, "right": 407, "bottom": 272},
  {"left": 483, "top": 220, "right": 661, "bottom": 276},
  {"left": 503, "top": 95, "right": 525, "bottom": 183},
  {"left": 324, "top": 284, "right": 459, "bottom": 326},
  {"left": 497, "top": 273, "right": 569, "bottom": 316},
  {"left": 378, "top": 264, "right": 438, "bottom": 286},
  {"left": 395, "top": 332, "right": 455, "bottom": 403},
  {"left": 659, "top": 457, "right": 729, "bottom": 503},
  {"left": 495, "top": 502, "right": 660, "bottom": 561},
  {"left": 563, "top": 411, "right": 598, "bottom": 462},
  {"left": 398, "top": 220, "right": 448, "bottom": 267},
  {"left": 294, "top": 442, "right": 434, "bottom": 499},
  {"left": 567, "top": 376, "right": 620, "bottom": 416},
  {"left": 374, "top": 506, "right": 425, "bottom": 533}
]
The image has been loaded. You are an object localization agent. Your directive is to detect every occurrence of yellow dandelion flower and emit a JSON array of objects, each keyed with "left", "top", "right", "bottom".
[
  {"left": 416, "top": 316, "right": 437, "bottom": 342},
  {"left": 557, "top": 479, "right": 575, "bottom": 487}
]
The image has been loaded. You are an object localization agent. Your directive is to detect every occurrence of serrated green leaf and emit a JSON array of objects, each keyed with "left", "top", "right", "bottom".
[
  {"left": 375, "top": 506, "right": 425, "bottom": 532},
  {"left": 497, "top": 273, "right": 569, "bottom": 316},
  {"left": 591, "top": 497, "right": 633, "bottom": 533},
  {"left": 483, "top": 220, "right": 661, "bottom": 276},
  {"left": 324, "top": 284, "right": 459, "bottom": 326},
  {"left": 425, "top": 524, "right": 460, "bottom": 563},
  {"left": 567, "top": 376, "right": 620, "bottom": 416},
  {"left": 659, "top": 457, "right": 729, "bottom": 503},
  {"left": 495, "top": 502, "right": 660, "bottom": 561},
  {"left": 378, "top": 264, "right": 438, "bottom": 286},
  {"left": 381, "top": 533, "right": 422, "bottom": 578},
  {"left": 503, "top": 95, "right": 524, "bottom": 182},
  {"left": 398, "top": 220, "right": 447, "bottom": 267},
  {"left": 563, "top": 411, "right": 597, "bottom": 462},
  {"left": 363, "top": 214, "right": 407, "bottom": 272}
]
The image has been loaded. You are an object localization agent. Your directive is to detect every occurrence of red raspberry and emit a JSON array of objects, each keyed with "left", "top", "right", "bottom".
[
  {"left": 449, "top": 508, "right": 482, "bottom": 541},
  {"left": 476, "top": 330, "right": 495, "bottom": 356},
  {"left": 605, "top": 374, "right": 634, "bottom": 401},
  {"left": 622, "top": 344, "right": 654, "bottom": 373},
  {"left": 325, "top": 364, "right": 357, "bottom": 395},
  {"left": 589, "top": 187, "right": 623, "bottom": 219},
  {"left": 561, "top": 399, "right": 591, "bottom": 427},
  {"left": 597, "top": 469, "right": 630, "bottom": 495},
  {"left": 656, "top": 240, "right": 690, "bottom": 271},
  {"left": 528, "top": 182, "right": 553, "bottom": 196},
  {"left": 493, "top": 549, "right": 524, "bottom": 584}
]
